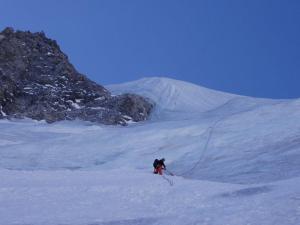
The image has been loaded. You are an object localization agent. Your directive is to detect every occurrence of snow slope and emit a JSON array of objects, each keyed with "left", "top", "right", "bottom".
[
  {"left": 1, "top": 77, "right": 300, "bottom": 225},
  {"left": 107, "top": 77, "right": 278, "bottom": 120},
  {"left": 108, "top": 77, "right": 236, "bottom": 114},
  {"left": 1, "top": 169, "right": 300, "bottom": 225}
]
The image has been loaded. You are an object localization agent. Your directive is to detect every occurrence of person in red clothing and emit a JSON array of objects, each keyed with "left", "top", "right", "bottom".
[{"left": 153, "top": 158, "right": 166, "bottom": 175}]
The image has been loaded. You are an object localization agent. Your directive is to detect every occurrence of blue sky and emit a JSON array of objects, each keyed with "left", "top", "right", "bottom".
[{"left": 1, "top": 0, "right": 299, "bottom": 98}]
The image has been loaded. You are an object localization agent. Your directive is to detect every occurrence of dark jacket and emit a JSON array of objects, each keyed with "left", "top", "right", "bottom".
[{"left": 153, "top": 159, "right": 166, "bottom": 169}]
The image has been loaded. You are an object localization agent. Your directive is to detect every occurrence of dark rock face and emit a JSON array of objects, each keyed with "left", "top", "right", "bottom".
[{"left": 0, "top": 27, "right": 153, "bottom": 125}]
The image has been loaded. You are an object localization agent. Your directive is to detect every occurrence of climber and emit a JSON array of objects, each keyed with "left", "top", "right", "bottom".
[{"left": 153, "top": 158, "right": 166, "bottom": 175}]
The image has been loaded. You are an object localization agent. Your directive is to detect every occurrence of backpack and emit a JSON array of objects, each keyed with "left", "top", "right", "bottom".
[{"left": 153, "top": 159, "right": 159, "bottom": 168}]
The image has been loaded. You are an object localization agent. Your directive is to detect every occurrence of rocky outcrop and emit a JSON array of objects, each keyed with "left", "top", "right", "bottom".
[{"left": 0, "top": 27, "right": 153, "bottom": 125}]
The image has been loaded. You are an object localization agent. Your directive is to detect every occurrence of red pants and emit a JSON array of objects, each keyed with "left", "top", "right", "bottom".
[{"left": 154, "top": 165, "right": 163, "bottom": 175}]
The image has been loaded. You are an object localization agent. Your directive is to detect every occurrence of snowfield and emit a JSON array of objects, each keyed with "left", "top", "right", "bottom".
[{"left": 1, "top": 77, "right": 300, "bottom": 225}]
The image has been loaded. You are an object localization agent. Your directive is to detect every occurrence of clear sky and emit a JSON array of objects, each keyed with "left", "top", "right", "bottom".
[{"left": 1, "top": 0, "right": 300, "bottom": 99}]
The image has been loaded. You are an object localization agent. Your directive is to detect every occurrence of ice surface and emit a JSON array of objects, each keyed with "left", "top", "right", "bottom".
[{"left": 1, "top": 77, "right": 300, "bottom": 225}]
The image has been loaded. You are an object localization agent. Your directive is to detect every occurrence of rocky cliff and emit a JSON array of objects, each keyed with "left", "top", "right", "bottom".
[{"left": 0, "top": 27, "right": 153, "bottom": 125}]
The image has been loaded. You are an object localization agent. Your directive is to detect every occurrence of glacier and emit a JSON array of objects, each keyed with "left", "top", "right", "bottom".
[{"left": 0, "top": 77, "right": 300, "bottom": 225}]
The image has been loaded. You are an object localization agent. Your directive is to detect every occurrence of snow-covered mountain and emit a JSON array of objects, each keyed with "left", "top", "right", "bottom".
[
  {"left": 1, "top": 77, "right": 300, "bottom": 225},
  {"left": 108, "top": 77, "right": 236, "bottom": 115},
  {"left": 108, "top": 77, "right": 282, "bottom": 120}
]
